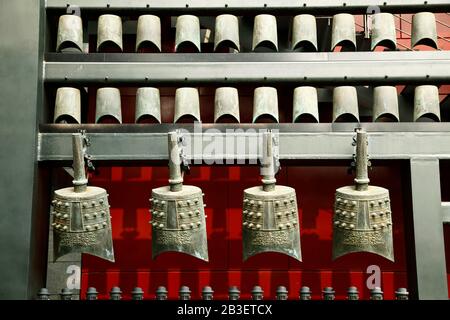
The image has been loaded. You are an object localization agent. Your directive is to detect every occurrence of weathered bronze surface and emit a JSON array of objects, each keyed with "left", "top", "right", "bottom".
[
  {"left": 52, "top": 134, "right": 114, "bottom": 262},
  {"left": 332, "top": 129, "right": 394, "bottom": 261}
]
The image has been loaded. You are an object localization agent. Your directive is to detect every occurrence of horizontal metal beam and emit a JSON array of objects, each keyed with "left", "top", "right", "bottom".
[
  {"left": 38, "top": 123, "right": 450, "bottom": 161},
  {"left": 44, "top": 52, "right": 450, "bottom": 85},
  {"left": 45, "top": 0, "right": 450, "bottom": 14},
  {"left": 442, "top": 202, "right": 450, "bottom": 224}
]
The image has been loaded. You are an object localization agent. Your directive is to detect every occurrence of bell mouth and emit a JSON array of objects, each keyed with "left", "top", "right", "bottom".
[
  {"left": 253, "top": 40, "right": 278, "bottom": 52},
  {"left": 293, "top": 113, "right": 319, "bottom": 123},
  {"left": 54, "top": 115, "right": 80, "bottom": 124},
  {"left": 292, "top": 40, "right": 317, "bottom": 52},
  {"left": 174, "top": 114, "right": 201, "bottom": 123},
  {"left": 97, "top": 41, "right": 122, "bottom": 53},
  {"left": 253, "top": 114, "right": 278, "bottom": 123},
  {"left": 214, "top": 40, "right": 240, "bottom": 52},
  {"left": 415, "top": 113, "right": 440, "bottom": 122},
  {"left": 334, "top": 113, "right": 359, "bottom": 123},
  {"left": 373, "top": 113, "right": 399, "bottom": 123},
  {"left": 57, "top": 41, "right": 83, "bottom": 53},
  {"left": 175, "top": 41, "right": 200, "bottom": 53},
  {"left": 136, "top": 41, "right": 161, "bottom": 53},
  {"left": 412, "top": 38, "right": 438, "bottom": 49},
  {"left": 215, "top": 114, "right": 240, "bottom": 123},
  {"left": 96, "top": 115, "right": 122, "bottom": 124},
  {"left": 136, "top": 115, "right": 161, "bottom": 124},
  {"left": 371, "top": 39, "right": 397, "bottom": 51},
  {"left": 332, "top": 40, "right": 356, "bottom": 52}
]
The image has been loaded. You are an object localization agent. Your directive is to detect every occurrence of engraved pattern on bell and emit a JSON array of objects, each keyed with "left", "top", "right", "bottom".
[
  {"left": 332, "top": 129, "right": 394, "bottom": 261},
  {"left": 242, "top": 185, "right": 301, "bottom": 261},
  {"left": 151, "top": 185, "right": 209, "bottom": 261},
  {"left": 52, "top": 186, "right": 114, "bottom": 262}
]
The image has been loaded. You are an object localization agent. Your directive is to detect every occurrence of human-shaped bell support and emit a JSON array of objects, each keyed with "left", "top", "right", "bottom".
[
  {"left": 411, "top": 12, "right": 438, "bottom": 49},
  {"left": 373, "top": 86, "right": 400, "bottom": 122},
  {"left": 51, "top": 133, "right": 114, "bottom": 262},
  {"left": 322, "top": 287, "right": 335, "bottom": 300},
  {"left": 56, "top": 14, "right": 83, "bottom": 53},
  {"left": 201, "top": 286, "right": 214, "bottom": 300},
  {"left": 214, "top": 87, "right": 240, "bottom": 123},
  {"left": 332, "top": 129, "right": 394, "bottom": 261},
  {"left": 291, "top": 14, "right": 318, "bottom": 52},
  {"left": 370, "top": 287, "right": 384, "bottom": 300},
  {"left": 371, "top": 13, "right": 397, "bottom": 51},
  {"left": 136, "top": 15, "right": 162, "bottom": 53},
  {"left": 252, "top": 14, "right": 278, "bottom": 52},
  {"left": 395, "top": 288, "right": 409, "bottom": 300},
  {"left": 276, "top": 286, "right": 288, "bottom": 300},
  {"left": 333, "top": 86, "right": 359, "bottom": 123},
  {"left": 299, "top": 286, "right": 312, "bottom": 300},
  {"left": 228, "top": 286, "right": 240, "bottom": 300},
  {"left": 97, "top": 14, "right": 123, "bottom": 52},
  {"left": 242, "top": 131, "right": 302, "bottom": 261},
  {"left": 347, "top": 286, "right": 359, "bottom": 300},
  {"left": 155, "top": 286, "right": 168, "bottom": 300},
  {"left": 251, "top": 286, "right": 264, "bottom": 300},
  {"left": 174, "top": 88, "right": 201, "bottom": 123},
  {"left": 96, "top": 88, "right": 122, "bottom": 124},
  {"left": 175, "top": 15, "right": 201, "bottom": 52},
  {"left": 54, "top": 87, "right": 81, "bottom": 124},
  {"left": 414, "top": 85, "right": 440, "bottom": 122},
  {"left": 293, "top": 86, "right": 319, "bottom": 123},
  {"left": 253, "top": 87, "right": 279, "bottom": 123},
  {"left": 150, "top": 132, "right": 209, "bottom": 261},
  {"left": 179, "top": 286, "right": 192, "bottom": 300},
  {"left": 214, "top": 14, "right": 240, "bottom": 52},
  {"left": 135, "top": 87, "right": 161, "bottom": 123},
  {"left": 331, "top": 13, "right": 356, "bottom": 51}
]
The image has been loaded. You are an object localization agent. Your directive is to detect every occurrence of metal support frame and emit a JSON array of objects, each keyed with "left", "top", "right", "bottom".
[
  {"left": 0, "top": 0, "right": 46, "bottom": 299},
  {"left": 39, "top": 124, "right": 450, "bottom": 162},
  {"left": 44, "top": 52, "right": 450, "bottom": 85},
  {"left": 0, "top": 0, "right": 448, "bottom": 300},
  {"left": 410, "top": 159, "right": 448, "bottom": 300},
  {"left": 45, "top": 0, "right": 450, "bottom": 14}
]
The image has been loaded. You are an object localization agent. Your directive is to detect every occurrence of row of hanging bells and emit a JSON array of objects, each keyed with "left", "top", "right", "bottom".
[{"left": 51, "top": 129, "right": 393, "bottom": 263}]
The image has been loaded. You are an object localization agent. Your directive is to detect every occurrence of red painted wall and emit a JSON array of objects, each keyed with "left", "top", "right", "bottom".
[{"left": 81, "top": 14, "right": 450, "bottom": 300}]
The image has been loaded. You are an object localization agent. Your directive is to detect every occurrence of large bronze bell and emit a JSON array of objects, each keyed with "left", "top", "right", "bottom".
[
  {"left": 150, "top": 132, "right": 209, "bottom": 261},
  {"left": 332, "top": 129, "right": 394, "bottom": 261},
  {"left": 51, "top": 133, "right": 114, "bottom": 262},
  {"left": 242, "top": 131, "right": 302, "bottom": 261}
]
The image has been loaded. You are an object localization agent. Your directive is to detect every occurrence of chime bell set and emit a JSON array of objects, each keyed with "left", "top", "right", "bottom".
[{"left": 51, "top": 129, "right": 393, "bottom": 263}]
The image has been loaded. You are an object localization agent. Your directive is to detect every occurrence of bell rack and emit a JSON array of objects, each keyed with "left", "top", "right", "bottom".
[{"left": 0, "top": 0, "right": 449, "bottom": 300}]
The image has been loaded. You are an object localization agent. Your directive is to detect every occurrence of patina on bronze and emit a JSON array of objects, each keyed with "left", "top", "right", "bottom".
[
  {"left": 150, "top": 132, "right": 209, "bottom": 261},
  {"left": 332, "top": 129, "right": 394, "bottom": 261},
  {"left": 52, "top": 133, "right": 114, "bottom": 262},
  {"left": 242, "top": 131, "right": 301, "bottom": 261}
]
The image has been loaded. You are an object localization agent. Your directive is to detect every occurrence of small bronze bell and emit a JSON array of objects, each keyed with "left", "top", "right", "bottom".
[
  {"left": 51, "top": 133, "right": 114, "bottom": 262},
  {"left": 150, "top": 132, "right": 209, "bottom": 261},
  {"left": 332, "top": 129, "right": 394, "bottom": 261},
  {"left": 242, "top": 131, "right": 302, "bottom": 261}
]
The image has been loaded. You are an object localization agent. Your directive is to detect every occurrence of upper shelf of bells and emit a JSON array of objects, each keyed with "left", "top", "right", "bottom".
[{"left": 45, "top": 0, "right": 450, "bottom": 14}]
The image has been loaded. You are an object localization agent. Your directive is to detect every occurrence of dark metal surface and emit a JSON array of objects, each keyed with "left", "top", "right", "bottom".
[
  {"left": 38, "top": 124, "right": 450, "bottom": 162},
  {"left": 409, "top": 159, "right": 448, "bottom": 299},
  {"left": 0, "top": 0, "right": 45, "bottom": 299},
  {"left": 44, "top": 51, "right": 450, "bottom": 85},
  {"left": 45, "top": 0, "right": 450, "bottom": 14}
]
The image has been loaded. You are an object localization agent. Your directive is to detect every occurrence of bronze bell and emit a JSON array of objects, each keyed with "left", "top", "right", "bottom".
[
  {"left": 51, "top": 133, "right": 114, "bottom": 262},
  {"left": 332, "top": 129, "right": 394, "bottom": 261},
  {"left": 242, "top": 131, "right": 302, "bottom": 261},
  {"left": 150, "top": 132, "right": 209, "bottom": 261}
]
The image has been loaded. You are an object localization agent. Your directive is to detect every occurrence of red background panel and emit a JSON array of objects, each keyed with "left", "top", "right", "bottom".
[{"left": 81, "top": 163, "right": 410, "bottom": 300}]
